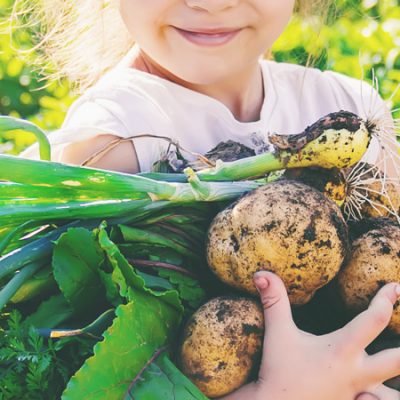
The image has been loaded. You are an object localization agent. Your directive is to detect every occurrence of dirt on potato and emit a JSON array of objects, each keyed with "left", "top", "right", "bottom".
[
  {"left": 338, "top": 223, "right": 400, "bottom": 333},
  {"left": 179, "top": 296, "right": 264, "bottom": 398}
]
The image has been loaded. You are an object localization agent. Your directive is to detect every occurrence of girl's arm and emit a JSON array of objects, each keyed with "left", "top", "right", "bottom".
[
  {"left": 57, "top": 134, "right": 140, "bottom": 174},
  {"left": 219, "top": 271, "right": 400, "bottom": 400}
]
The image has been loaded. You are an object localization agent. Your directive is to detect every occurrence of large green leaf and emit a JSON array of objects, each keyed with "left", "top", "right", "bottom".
[
  {"left": 97, "top": 224, "right": 183, "bottom": 313},
  {"left": 61, "top": 289, "right": 181, "bottom": 400},
  {"left": 124, "top": 352, "right": 209, "bottom": 400},
  {"left": 52, "top": 227, "right": 108, "bottom": 315},
  {"left": 24, "top": 294, "right": 74, "bottom": 329}
]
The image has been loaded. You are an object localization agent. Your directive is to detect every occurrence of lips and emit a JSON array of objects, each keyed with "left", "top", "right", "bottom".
[{"left": 173, "top": 27, "right": 242, "bottom": 46}]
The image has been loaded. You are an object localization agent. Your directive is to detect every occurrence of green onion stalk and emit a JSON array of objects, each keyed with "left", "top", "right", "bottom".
[{"left": 0, "top": 260, "right": 47, "bottom": 310}]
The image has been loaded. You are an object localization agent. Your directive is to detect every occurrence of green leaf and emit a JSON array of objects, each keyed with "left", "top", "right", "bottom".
[
  {"left": 98, "top": 270, "right": 122, "bottom": 307},
  {"left": 52, "top": 227, "right": 108, "bottom": 315},
  {"left": 124, "top": 352, "right": 209, "bottom": 400},
  {"left": 97, "top": 225, "right": 183, "bottom": 314},
  {"left": 158, "top": 269, "right": 206, "bottom": 310},
  {"left": 24, "top": 294, "right": 74, "bottom": 329},
  {"left": 61, "top": 290, "right": 181, "bottom": 400},
  {"left": 137, "top": 270, "right": 175, "bottom": 291}
]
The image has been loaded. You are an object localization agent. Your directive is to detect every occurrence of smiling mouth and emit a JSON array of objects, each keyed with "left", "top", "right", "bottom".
[{"left": 173, "top": 27, "right": 242, "bottom": 47}]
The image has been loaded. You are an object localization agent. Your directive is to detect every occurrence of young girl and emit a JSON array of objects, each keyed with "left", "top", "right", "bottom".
[{"left": 18, "top": 1, "right": 400, "bottom": 398}]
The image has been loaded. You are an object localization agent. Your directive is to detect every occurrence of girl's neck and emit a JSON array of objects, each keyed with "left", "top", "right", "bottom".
[{"left": 122, "top": 46, "right": 264, "bottom": 123}]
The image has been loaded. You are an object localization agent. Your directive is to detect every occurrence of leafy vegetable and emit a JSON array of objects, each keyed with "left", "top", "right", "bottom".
[
  {"left": 24, "top": 294, "right": 74, "bottom": 329},
  {"left": 97, "top": 224, "right": 183, "bottom": 313},
  {"left": 0, "top": 310, "right": 95, "bottom": 400},
  {"left": 124, "top": 351, "right": 209, "bottom": 400},
  {"left": 158, "top": 269, "right": 206, "bottom": 311},
  {"left": 52, "top": 227, "right": 108, "bottom": 317},
  {"left": 62, "top": 291, "right": 181, "bottom": 400}
]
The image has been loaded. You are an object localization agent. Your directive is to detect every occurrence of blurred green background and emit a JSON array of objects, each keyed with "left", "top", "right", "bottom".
[{"left": 0, "top": 0, "right": 399, "bottom": 155}]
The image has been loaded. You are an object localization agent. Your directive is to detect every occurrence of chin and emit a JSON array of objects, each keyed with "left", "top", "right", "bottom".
[{"left": 170, "top": 61, "right": 235, "bottom": 86}]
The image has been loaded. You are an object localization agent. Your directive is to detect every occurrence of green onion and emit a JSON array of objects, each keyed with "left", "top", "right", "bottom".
[
  {"left": 0, "top": 155, "right": 262, "bottom": 200},
  {"left": 0, "top": 260, "right": 46, "bottom": 311},
  {"left": 0, "top": 220, "right": 38, "bottom": 255}
]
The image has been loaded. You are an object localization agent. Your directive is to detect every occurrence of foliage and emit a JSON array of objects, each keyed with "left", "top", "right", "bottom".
[
  {"left": 0, "top": 310, "right": 95, "bottom": 400},
  {"left": 0, "top": 208, "right": 210, "bottom": 399},
  {"left": 62, "top": 294, "right": 180, "bottom": 399},
  {"left": 124, "top": 351, "right": 209, "bottom": 400},
  {"left": 0, "top": 0, "right": 75, "bottom": 155},
  {"left": 273, "top": 0, "right": 400, "bottom": 116}
]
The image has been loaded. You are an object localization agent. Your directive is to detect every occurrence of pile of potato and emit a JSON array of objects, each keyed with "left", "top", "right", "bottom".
[{"left": 177, "top": 162, "right": 400, "bottom": 398}]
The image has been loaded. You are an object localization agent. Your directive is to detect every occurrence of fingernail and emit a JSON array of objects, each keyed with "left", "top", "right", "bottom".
[
  {"left": 254, "top": 276, "right": 269, "bottom": 291},
  {"left": 395, "top": 284, "right": 400, "bottom": 297}
]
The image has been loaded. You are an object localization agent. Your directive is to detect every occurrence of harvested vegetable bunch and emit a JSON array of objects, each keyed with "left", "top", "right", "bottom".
[
  {"left": 206, "top": 180, "right": 350, "bottom": 305},
  {"left": 0, "top": 109, "right": 375, "bottom": 295},
  {"left": 0, "top": 108, "right": 382, "bottom": 399},
  {"left": 337, "top": 219, "right": 400, "bottom": 334},
  {"left": 179, "top": 296, "right": 264, "bottom": 398}
]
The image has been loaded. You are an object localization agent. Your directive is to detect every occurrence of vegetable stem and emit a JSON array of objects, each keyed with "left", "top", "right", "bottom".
[{"left": 128, "top": 259, "right": 199, "bottom": 280}]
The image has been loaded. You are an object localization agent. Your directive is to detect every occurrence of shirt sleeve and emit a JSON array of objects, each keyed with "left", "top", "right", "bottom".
[
  {"left": 19, "top": 95, "right": 165, "bottom": 173},
  {"left": 323, "top": 70, "right": 393, "bottom": 166}
]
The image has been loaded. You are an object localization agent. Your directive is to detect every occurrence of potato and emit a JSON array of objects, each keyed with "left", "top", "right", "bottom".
[
  {"left": 206, "top": 180, "right": 349, "bottom": 305},
  {"left": 338, "top": 222, "right": 400, "bottom": 333},
  {"left": 284, "top": 167, "right": 347, "bottom": 206},
  {"left": 179, "top": 296, "right": 264, "bottom": 398}
]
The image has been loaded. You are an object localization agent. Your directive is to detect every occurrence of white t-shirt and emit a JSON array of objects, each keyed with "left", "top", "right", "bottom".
[{"left": 21, "top": 58, "right": 386, "bottom": 172}]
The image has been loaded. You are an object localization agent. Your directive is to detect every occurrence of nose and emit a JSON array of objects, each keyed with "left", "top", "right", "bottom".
[{"left": 185, "top": 0, "right": 239, "bottom": 13}]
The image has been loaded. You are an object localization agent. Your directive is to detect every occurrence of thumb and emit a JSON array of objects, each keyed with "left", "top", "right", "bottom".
[{"left": 253, "top": 270, "right": 296, "bottom": 335}]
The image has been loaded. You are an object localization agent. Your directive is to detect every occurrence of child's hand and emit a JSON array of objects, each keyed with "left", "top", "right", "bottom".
[{"left": 220, "top": 271, "right": 400, "bottom": 400}]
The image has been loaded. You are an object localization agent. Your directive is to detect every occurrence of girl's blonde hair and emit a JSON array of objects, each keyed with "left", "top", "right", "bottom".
[{"left": 5, "top": 0, "right": 334, "bottom": 96}]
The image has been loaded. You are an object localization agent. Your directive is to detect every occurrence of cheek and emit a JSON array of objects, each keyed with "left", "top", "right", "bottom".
[
  {"left": 119, "top": 0, "right": 157, "bottom": 39},
  {"left": 257, "top": 1, "right": 296, "bottom": 38},
  {"left": 258, "top": 0, "right": 296, "bottom": 23},
  {"left": 119, "top": 0, "right": 138, "bottom": 36}
]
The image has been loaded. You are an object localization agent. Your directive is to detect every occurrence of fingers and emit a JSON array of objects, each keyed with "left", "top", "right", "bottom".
[
  {"left": 253, "top": 270, "right": 296, "bottom": 336},
  {"left": 339, "top": 283, "right": 400, "bottom": 351},
  {"left": 365, "top": 347, "right": 400, "bottom": 383}
]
